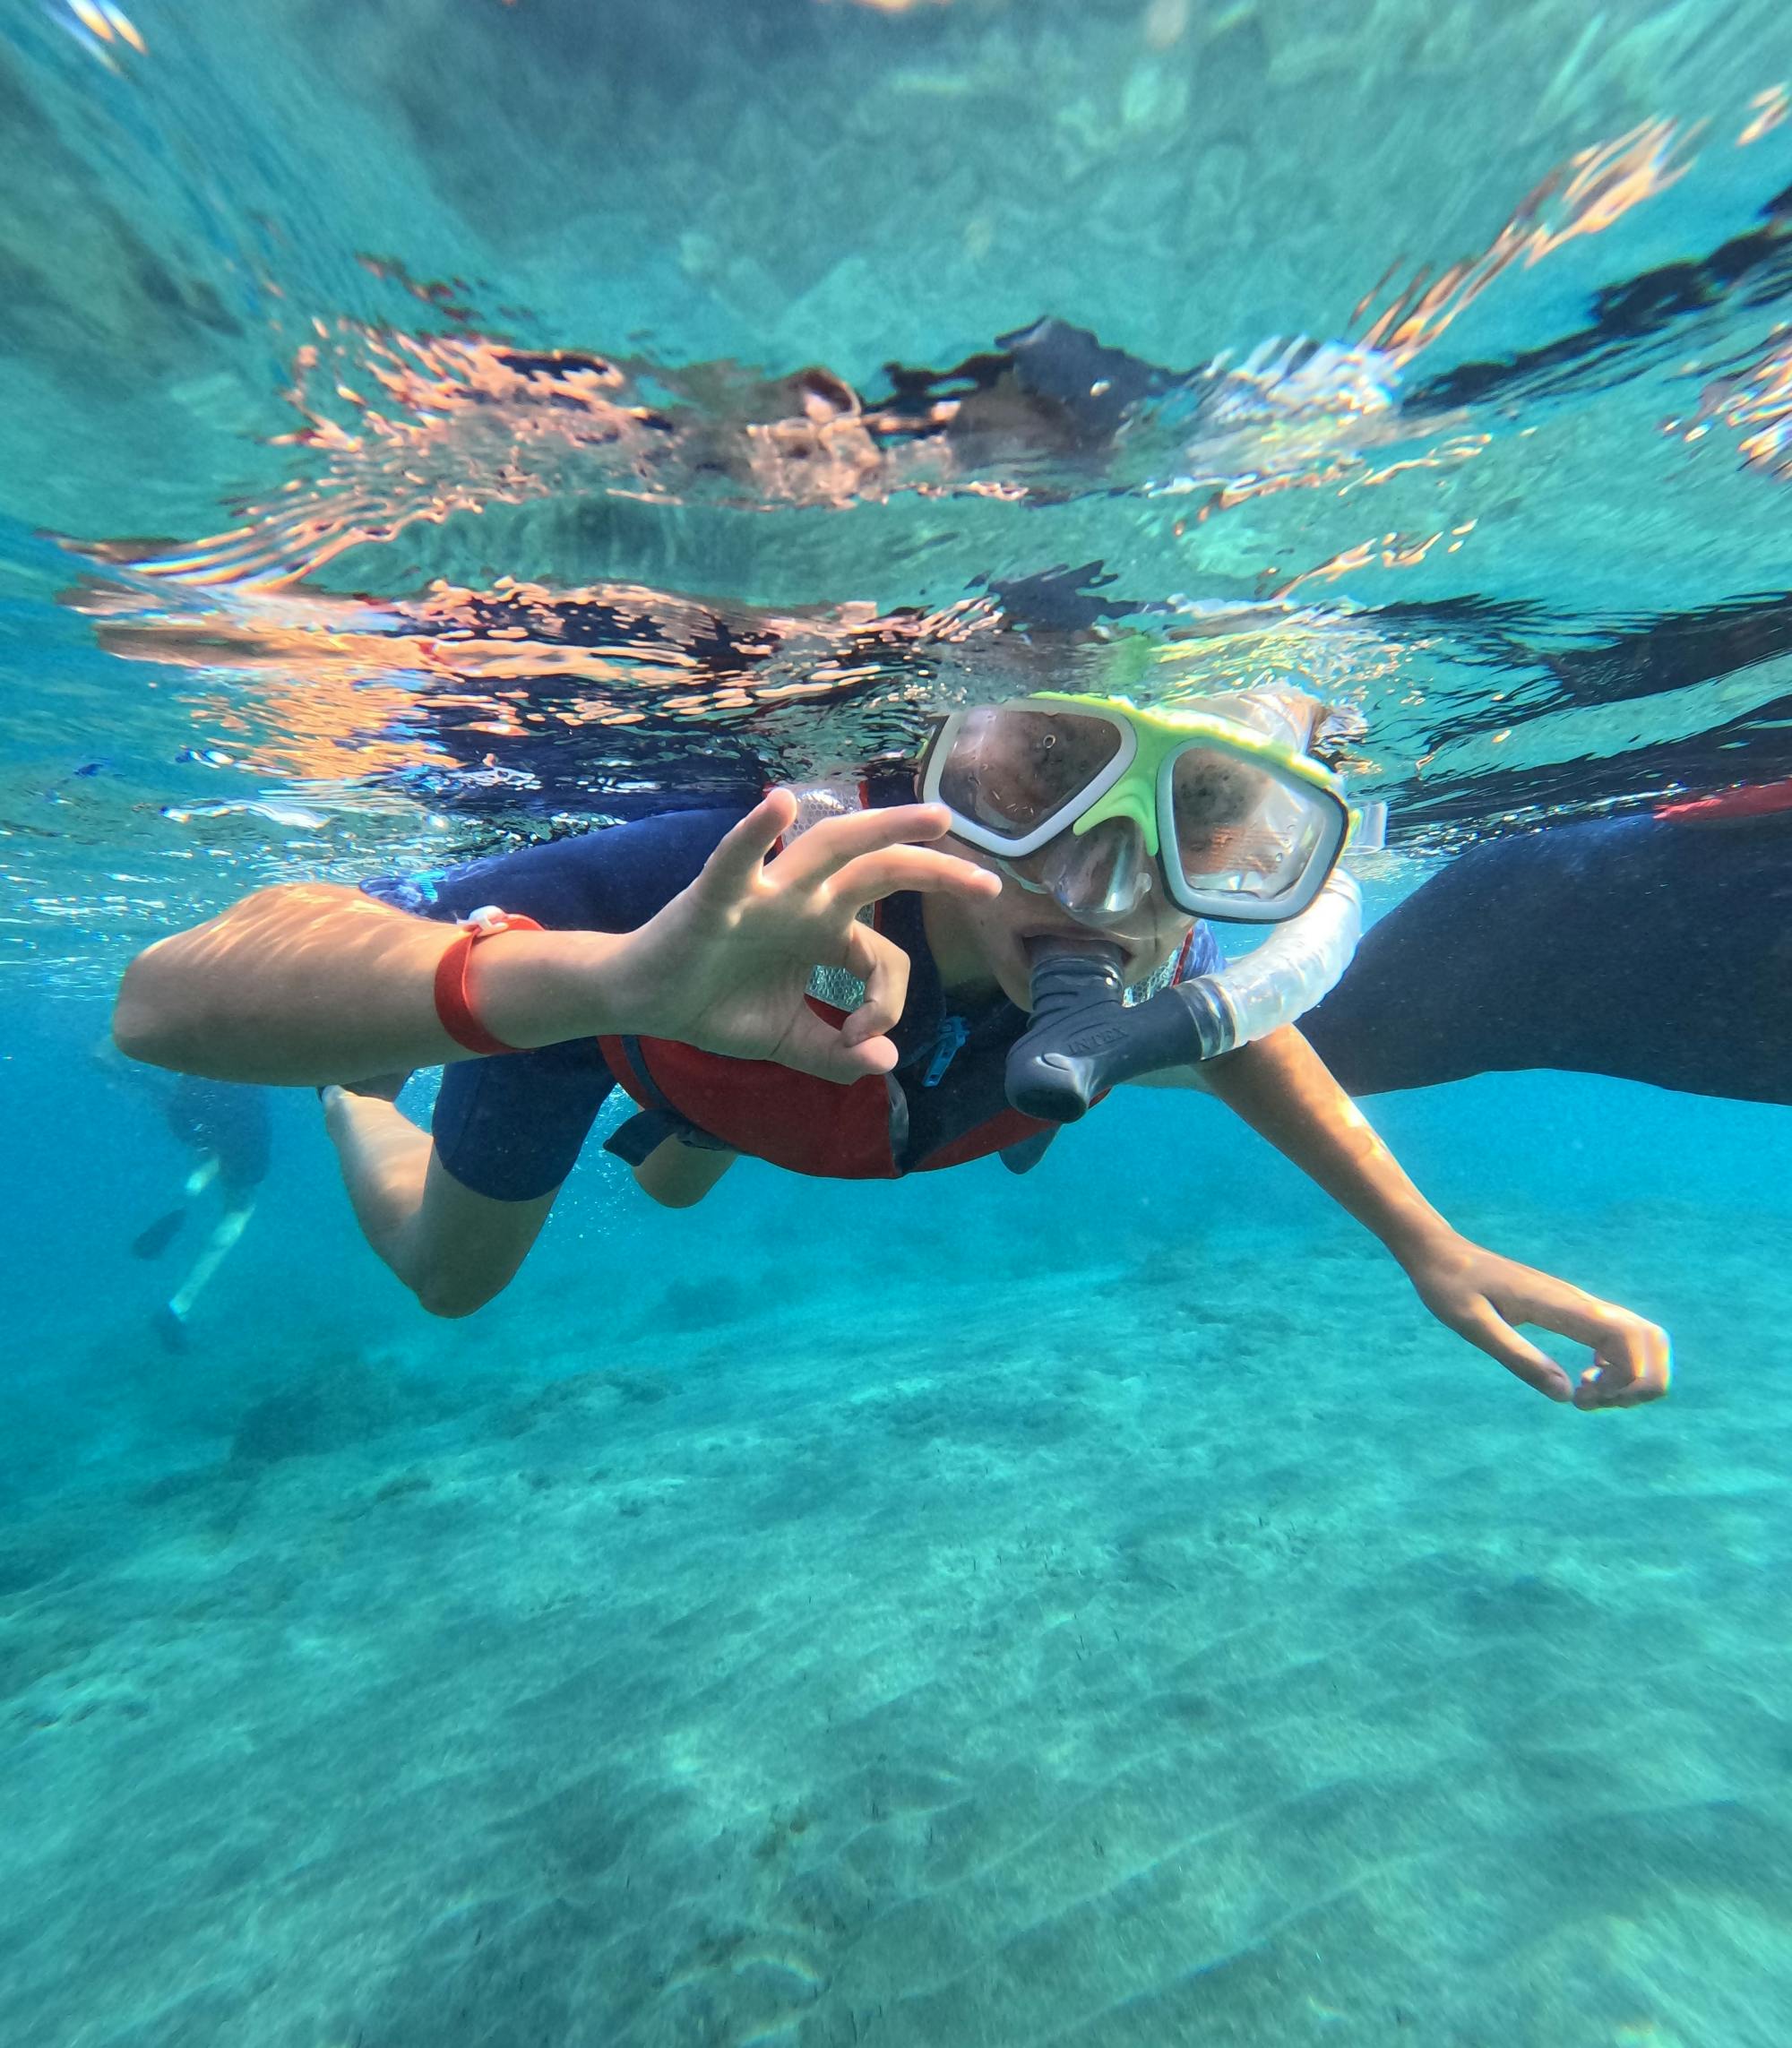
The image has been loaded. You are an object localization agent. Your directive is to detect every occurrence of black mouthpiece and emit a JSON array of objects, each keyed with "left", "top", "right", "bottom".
[{"left": 1004, "top": 941, "right": 1234, "bottom": 1123}]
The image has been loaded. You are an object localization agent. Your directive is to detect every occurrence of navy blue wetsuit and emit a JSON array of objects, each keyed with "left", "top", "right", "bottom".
[
  {"left": 366, "top": 806, "right": 1226, "bottom": 1200},
  {"left": 1303, "top": 810, "right": 1792, "bottom": 1104}
]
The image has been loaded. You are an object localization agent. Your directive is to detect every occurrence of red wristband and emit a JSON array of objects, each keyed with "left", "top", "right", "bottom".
[{"left": 433, "top": 907, "right": 544, "bottom": 1057}]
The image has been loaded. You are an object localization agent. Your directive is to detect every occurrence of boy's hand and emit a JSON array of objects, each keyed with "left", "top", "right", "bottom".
[
  {"left": 605, "top": 791, "right": 1000, "bottom": 1083},
  {"left": 1401, "top": 1233, "right": 1671, "bottom": 1407}
]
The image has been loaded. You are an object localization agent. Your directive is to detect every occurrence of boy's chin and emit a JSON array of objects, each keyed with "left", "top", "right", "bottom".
[{"left": 995, "top": 958, "right": 1036, "bottom": 1009}]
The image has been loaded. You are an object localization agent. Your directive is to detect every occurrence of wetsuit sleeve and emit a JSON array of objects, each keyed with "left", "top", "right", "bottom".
[{"left": 361, "top": 807, "right": 747, "bottom": 1200}]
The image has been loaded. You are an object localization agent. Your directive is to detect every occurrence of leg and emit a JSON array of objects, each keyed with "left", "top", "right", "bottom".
[
  {"left": 168, "top": 1200, "right": 254, "bottom": 1320},
  {"left": 133, "top": 1149, "right": 220, "bottom": 1260},
  {"left": 320, "top": 1086, "right": 556, "bottom": 1315},
  {"left": 131, "top": 1205, "right": 189, "bottom": 1260},
  {"left": 153, "top": 1197, "right": 255, "bottom": 1351},
  {"left": 631, "top": 1136, "right": 737, "bottom": 1209},
  {"left": 1305, "top": 812, "right": 1792, "bottom": 1103}
]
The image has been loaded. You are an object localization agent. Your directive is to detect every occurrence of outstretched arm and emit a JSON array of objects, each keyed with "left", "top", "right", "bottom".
[
  {"left": 114, "top": 794, "right": 1001, "bottom": 1089},
  {"left": 1143, "top": 1027, "right": 1670, "bottom": 1409},
  {"left": 115, "top": 882, "right": 522, "bottom": 1085}
]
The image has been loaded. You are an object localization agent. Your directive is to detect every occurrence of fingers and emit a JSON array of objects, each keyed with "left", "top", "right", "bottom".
[
  {"left": 1428, "top": 1247, "right": 1673, "bottom": 1412},
  {"left": 694, "top": 789, "right": 798, "bottom": 900},
  {"left": 771, "top": 800, "right": 958, "bottom": 885},
  {"left": 837, "top": 922, "right": 911, "bottom": 1046},
  {"left": 769, "top": 998, "right": 901, "bottom": 1084},
  {"left": 828, "top": 842, "right": 1003, "bottom": 908},
  {"left": 1497, "top": 1279, "right": 1631, "bottom": 1355},
  {"left": 702, "top": 795, "right": 1000, "bottom": 916},
  {"left": 1448, "top": 1299, "right": 1573, "bottom": 1402},
  {"left": 1572, "top": 1318, "right": 1673, "bottom": 1410},
  {"left": 1493, "top": 1272, "right": 1674, "bottom": 1411}
]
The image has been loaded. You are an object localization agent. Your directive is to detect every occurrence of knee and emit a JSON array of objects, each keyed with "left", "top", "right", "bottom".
[
  {"left": 633, "top": 1175, "right": 711, "bottom": 1210},
  {"left": 413, "top": 1265, "right": 511, "bottom": 1320},
  {"left": 632, "top": 1140, "right": 737, "bottom": 1209}
]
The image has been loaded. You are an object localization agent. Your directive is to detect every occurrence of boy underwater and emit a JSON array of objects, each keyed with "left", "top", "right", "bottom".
[{"left": 113, "top": 688, "right": 1669, "bottom": 1412}]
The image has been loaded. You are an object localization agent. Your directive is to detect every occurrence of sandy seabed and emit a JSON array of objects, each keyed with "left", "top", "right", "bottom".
[{"left": 2, "top": 1193, "right": 1788, "bottom": 2048}]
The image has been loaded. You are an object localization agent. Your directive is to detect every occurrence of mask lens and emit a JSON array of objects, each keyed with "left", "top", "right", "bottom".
[
  {"left": 1168, "top": 745, "right": 1338, "bottom": 909},
  {"left": 936, "top": 707, "right": 1124, "bottom": 843}
]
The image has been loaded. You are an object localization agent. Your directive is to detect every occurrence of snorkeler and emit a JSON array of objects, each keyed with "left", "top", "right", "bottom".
[
  {"left": 100, "top": 1055, "right": 272, "bottom": 1351},
  {"left": 1303, "top": 783, "right": 1792, "bottom": 1106},
  {"left": 111, "top": 690, "right": 1669, "bottom": 1411}
]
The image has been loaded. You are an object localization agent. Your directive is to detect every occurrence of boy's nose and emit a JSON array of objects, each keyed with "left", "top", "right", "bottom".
[{"left": 1043, "top": 815, "right": 1154, "bottom": 925}]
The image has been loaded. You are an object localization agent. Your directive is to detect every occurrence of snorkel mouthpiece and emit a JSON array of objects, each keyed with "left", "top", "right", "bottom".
[{"left": 1004, "top": 940, "right": 1236, "bottom": 1124}]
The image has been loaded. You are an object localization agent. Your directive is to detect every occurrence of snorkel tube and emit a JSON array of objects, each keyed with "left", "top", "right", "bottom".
[{"left": 1004, "top": 868, "right": 1363, "bottom": 1123}]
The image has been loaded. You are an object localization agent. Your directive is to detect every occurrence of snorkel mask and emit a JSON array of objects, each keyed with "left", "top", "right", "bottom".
[
  {"left": 916, "top": 689, "right": 1368, "bottom": 1124},
  {"left": 918, "top": 690, "right": 1353, "bottom": 928}
]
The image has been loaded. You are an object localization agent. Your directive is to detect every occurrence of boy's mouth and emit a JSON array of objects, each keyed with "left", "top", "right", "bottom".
[
  {"left": 1015, "top": 922, "right": 1142, "bottom": 973},
  {"left": 1021, "top": 925, "right": 1119, "bottom": 956}
]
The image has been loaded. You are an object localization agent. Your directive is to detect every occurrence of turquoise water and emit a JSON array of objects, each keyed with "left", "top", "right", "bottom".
[{"left": 5, "top": 2, "right": 1792, "bottom": 2042}]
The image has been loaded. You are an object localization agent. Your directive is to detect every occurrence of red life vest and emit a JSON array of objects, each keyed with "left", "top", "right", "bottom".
[
  {"left": 591, "top": 779, "right": 1196, "bottom": 1181},
  {"left": 597, "top": 1006, "right": 1057, "bottom": 1180}
]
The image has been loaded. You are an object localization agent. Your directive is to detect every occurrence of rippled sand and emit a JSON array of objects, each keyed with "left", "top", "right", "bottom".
[{"left": 3, "top": 1097, "right": 1788, "bottom": 2048}]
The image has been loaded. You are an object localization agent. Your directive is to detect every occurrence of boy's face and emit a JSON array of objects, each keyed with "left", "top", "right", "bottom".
[{"left": 924, "top": 834, "right": 1196, "bottom": 1008}]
